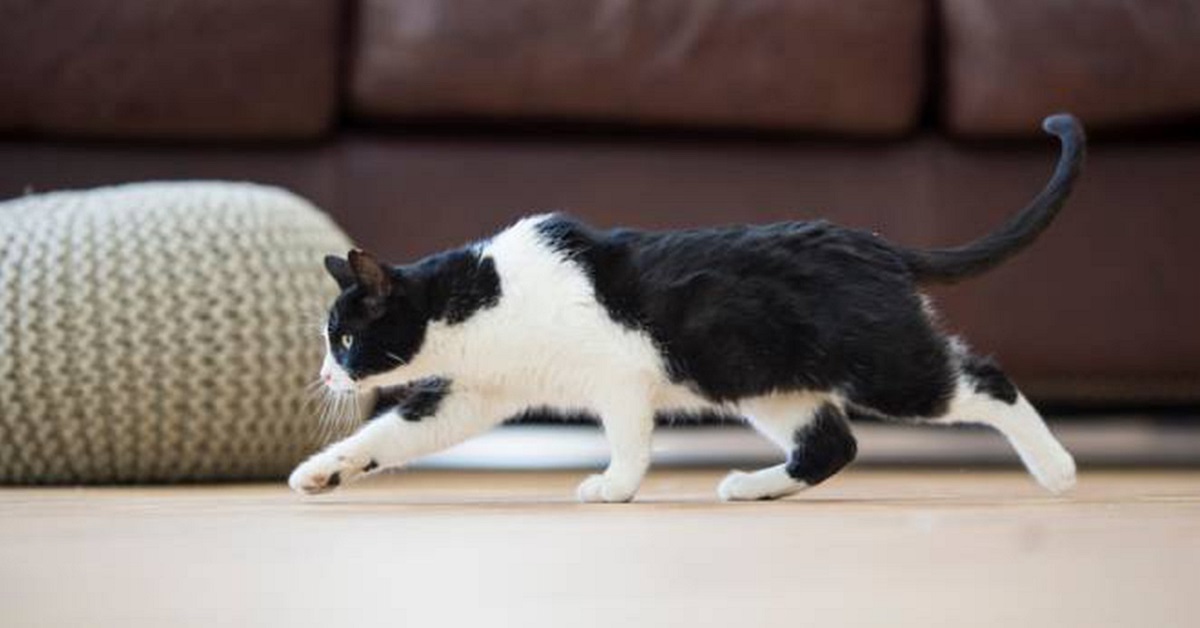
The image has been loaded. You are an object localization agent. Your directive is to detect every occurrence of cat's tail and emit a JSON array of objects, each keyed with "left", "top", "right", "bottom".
[{"left": 899, "top": 113, "right": 1086, "bottom": 285}]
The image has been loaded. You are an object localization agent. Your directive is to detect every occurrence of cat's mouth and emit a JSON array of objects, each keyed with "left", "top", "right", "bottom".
[
  {"left": 322, "top": 376, "right": 357, "bottom": 394},
  {"left": 320, "top": 368, "right": 358, "bottom": 394},
  {"left": 319, "top": 352, "right": 360, "bottom": 393}
]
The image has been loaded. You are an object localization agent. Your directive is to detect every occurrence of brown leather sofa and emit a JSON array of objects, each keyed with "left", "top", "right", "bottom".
[{"left": 2, "top": 0, "right": 1197, "bottom": 406}]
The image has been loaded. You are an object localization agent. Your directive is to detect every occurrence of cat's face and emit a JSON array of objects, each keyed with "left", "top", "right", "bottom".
[{"left": 319, "top": 250, "right": 427, "bottom": 392}]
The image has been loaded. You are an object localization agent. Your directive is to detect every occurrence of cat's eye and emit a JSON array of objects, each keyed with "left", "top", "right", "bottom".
[{"left": 340, "top": 334, "right": 354, "bottom": 350}]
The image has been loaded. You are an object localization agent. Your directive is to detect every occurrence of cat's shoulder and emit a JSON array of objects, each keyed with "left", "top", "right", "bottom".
[{"left": 485, "top": 212, "right": 636, "bottom": 260}]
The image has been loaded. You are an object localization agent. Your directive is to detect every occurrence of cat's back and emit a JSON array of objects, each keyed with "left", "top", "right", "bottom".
[
  {"left": 524, "top": 212, "right": 914, "bottom": 321},
  {"left": 517, "top": 214, "right": 931, "bottom": 400},
  {"left": 523, "top": 212, "right": 911, "bottom": 291},
  {"left": 621, "top": 218, "right": 908, "bottom": 286}
]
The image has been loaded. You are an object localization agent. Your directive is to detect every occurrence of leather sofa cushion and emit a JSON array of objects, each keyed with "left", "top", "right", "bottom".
[
  {"left": 942, "top": 0, "right": 1200, "bottom": 136},
  {"left": 0, "top": 0, "right": 341, "bottom": 140},
  {"left": 350, "top": 0, "right": 928, "bottom": 135}
]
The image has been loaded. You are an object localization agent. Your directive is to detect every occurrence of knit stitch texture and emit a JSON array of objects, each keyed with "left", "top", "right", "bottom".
[{"left": 0, "top": 182, "right": 352, "bottom": 483}]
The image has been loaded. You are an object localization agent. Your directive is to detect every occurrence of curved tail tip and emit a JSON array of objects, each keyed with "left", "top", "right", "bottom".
[{"left": 1043, "top": 113, "right": 1083, "bottom": 139}]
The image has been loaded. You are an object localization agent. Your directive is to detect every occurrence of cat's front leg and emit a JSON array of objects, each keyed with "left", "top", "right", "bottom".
[
  {"left": 289, "top": 384, "right": 505, "bottom": 495},
  {"left": 288, "top": 439, "right": 379, "bottom": 495},
  {"left": 577, "top": 399, "right": 655, "bottom": 503}
]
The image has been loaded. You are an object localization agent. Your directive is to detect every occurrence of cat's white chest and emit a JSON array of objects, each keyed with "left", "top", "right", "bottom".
[{"left": 399, "top": 215, "right": 674, "bottom": 411}]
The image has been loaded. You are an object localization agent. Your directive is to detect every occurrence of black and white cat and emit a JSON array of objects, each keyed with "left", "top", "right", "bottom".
[{"left": 290, "top": 114, "right": 1084, "bottom": 502}]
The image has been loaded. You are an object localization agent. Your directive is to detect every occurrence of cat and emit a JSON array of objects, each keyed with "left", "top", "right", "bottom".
[{"left": 289, "top": 113, "right": 1084, "bottom": 502}]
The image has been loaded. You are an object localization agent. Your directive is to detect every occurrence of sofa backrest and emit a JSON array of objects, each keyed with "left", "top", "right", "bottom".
[
  {"left": 0, "top": 0, "right": 341, "bottom": 140},
  {"left": 2, "top": 0, "right": 1199, "bottom": 140},
  {"left": 350, "top": 0, "right": 928, "bottom": 137}
]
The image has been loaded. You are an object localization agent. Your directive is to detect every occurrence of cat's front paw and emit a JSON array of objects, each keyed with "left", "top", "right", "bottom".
[
  {"left": 576, "top": 473, "right": 639, "bottom": 503},
  {"left": 288, "top": 452, "right": 377, "bottom": 495}
]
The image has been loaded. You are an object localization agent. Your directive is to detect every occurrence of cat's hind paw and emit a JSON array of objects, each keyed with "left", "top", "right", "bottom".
[
  {"left": 717, "top": 467, "right": 807, "bottom": 501},
  {"left": 717, "top": 470, "right": 761, "bottom": 501},
  {"left": 288, "top": 452, "right": 377, "bottom": 495},
  {"left": 1032, "top": 450, "right": 1078, "bottom": 495},
  {"left": 576, "top": 474, "right": 639, "bottom": 503}
]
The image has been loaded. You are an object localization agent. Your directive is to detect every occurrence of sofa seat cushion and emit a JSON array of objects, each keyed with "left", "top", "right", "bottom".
[{"left": 350, "top": 0, "right": 928, "bottom": 135}]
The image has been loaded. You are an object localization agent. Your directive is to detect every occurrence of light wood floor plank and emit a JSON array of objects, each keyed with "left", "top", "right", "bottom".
[{"left": 2, "top": 469, "right": 1198, "bottom": 628}]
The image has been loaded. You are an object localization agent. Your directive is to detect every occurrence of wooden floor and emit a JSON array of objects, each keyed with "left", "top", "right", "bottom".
[{"left": 2, "top": 469, "right": 1198, "bottom": 628}]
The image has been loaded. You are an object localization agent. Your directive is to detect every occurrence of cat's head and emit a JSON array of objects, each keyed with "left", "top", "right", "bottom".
[{"left": 319, "top": 250, "right": 426, "bottom": 392}]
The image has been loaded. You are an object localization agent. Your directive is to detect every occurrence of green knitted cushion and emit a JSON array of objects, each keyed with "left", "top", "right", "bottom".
[{"left": 0, "top": 182, "right": 351, "bottom": 483}]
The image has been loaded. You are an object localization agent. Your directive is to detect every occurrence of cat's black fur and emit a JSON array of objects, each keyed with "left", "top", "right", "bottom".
[
  {"left": 372, "top": 377, "right": 453, "bottom": 422},
  {"left": 787, "top": 403, "right": 858, "bottom": 485},
  {"left": 961, "top": 353, "right": 1019, "bottom": 405},
  {"left": 537, "top": 216, "right": 958, "bottom": 416},
  {"left": 327, "top": 114, "right": 1083, "bottom": 427}
]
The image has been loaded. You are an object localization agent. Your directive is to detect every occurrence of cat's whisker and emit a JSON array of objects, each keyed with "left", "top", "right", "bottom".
[
  {"left": 316, "top": 404, "right": 334, "bottom": 443},
  {"left": 326, "top": 393, "right": 342, "bottom": 423},
  {"left": 316, "top": 394, "right": 332, "bottom": 427},
  {"left": 330, "top": 394, "right": 344, "bottom": 427},
  {"left": 323, "top": 393, "right": 342, "bottom": 426},
  {"left": 311, "top": 387, "right": 360, "bottom": 441}
]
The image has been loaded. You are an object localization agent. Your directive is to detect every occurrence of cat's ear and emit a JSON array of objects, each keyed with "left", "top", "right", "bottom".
[
  {"left": 323, "top": 255, "right": 356, "bottom": 290},
  {"left": 348, "top": 249, "right": 392, "bottom": 299}
]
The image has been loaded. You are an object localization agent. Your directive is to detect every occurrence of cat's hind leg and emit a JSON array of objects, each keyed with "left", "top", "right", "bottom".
[
  {"left": 935, "top": 356, "right": 1076, "bottom": 493},
  {"left": 718, "top": 394, "right": 857, "bottom": 501}
]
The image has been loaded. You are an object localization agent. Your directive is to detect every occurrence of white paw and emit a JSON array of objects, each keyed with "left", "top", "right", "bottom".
[
  {"left": 716, "top": 468, "right": 806, "bottom": 501},
  {"left": 1034, "top": 451, "right": 1077, "bottom": 495},
  {"left": 288, "top": 452, "right": 377, "bottom": 495},
  {"left": 717, "top": 470, "right": 759, "bottom": 501},
  {"left": 576, "top": 474, "right": 639, "bottom": 503}
]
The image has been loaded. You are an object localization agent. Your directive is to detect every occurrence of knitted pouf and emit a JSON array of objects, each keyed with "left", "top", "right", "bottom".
[{"left": 0, "top": 182, "right": 352, "bottom": 483}]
